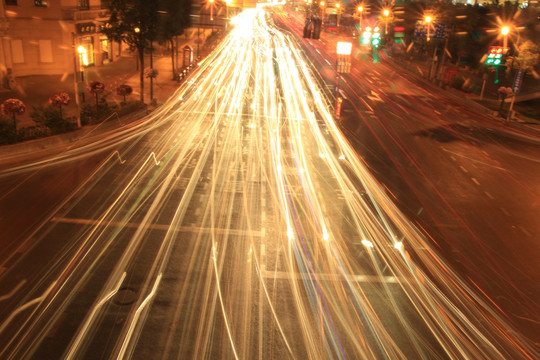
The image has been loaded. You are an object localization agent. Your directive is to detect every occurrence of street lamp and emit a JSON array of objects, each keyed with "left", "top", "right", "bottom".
[
  {"left": 226, "top": 0, "right": 232, "bottom": 20},
  {"left": 336, "top": 3, "right": 341, "bottom": 29},
  {"left": 383, "top": 8, "right": 390, "bottom": 35},
  {"left": 501, "top": 25, "right": 510, "bottom": 49},
  {"left": 209, "top": 0, "right": 214, "bottom": 21},
  {"left": 424, "top": 15, "right": 432, "bottom": 41},
  {"left": 357, "top": 5, "right": 364, "bottom": 32},
  {"left": 320, "top": 1, "right": 325, "bottom": 26}
]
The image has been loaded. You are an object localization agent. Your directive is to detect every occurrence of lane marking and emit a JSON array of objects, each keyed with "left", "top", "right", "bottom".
[
  {"left": 459, "top": 166, "right": 468, "bottom": 173},
  {"left": 263, "top": 270, "right": 399, "bottom": 284},
  {"left": 484, "top": 191, "right": 494, "bottom": 200},
  {"left": 441, "top": 148, "right": 506, "bottom": 171},
  {"left": 500, "top": 207, "right": 510, "bottom": 216},
  {"left": 471, "top": 177, "right": 480, "bottom": 185},
  {"left": 518, "top": 226, "right": 532, "bottom": 237},
  {"left": 50, "top": 217, "right": 264, "bottom": 237}
]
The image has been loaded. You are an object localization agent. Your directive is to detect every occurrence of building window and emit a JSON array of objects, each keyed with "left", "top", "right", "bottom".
[
  {"left": 10, "top": 39, "right": 24, "bottom": 64},
  {"left": 38, "top": 40, "right": 53, "bottom": 63},
  {"left": 78, "top": 0, "right": 89, "bottom": 10},
  {"left": 34, "top": 0, "right": 47, "bottom": 7},
  {"left": 5, "top": 0, "right": 18, "bottom": 6}
]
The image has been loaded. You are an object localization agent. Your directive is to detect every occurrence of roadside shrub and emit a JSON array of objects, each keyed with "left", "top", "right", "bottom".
[
  {"left": 17, "top": 125, "right": 50, "bottom": 141},
  {"left": 30, "top": 105, "right": 76, "bottom": 135},
  {"left": 80, "top": 97, "right": 118, "bottom": 125},
  {"left": 451, "top": 76, "right": 465, "bottom": 90},
  {"left": 116, "top": 84, "right": 133, "bottom": 104},
  {"left": 0, "top": 115, "right": 17, "bottom": 145}
]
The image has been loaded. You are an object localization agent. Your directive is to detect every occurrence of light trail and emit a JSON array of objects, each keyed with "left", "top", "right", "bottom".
[{"left": 0, "top": 8, "right": 537, "bottom": 360}]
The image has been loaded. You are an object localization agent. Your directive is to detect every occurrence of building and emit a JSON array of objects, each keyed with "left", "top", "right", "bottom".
[{"left": 0, "top": 0, "right": 112, "bottom": 90}]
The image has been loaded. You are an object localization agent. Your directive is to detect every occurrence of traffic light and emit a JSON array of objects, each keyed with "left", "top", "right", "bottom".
[
  {"left": 361, "top": 26, "right": 372, "bottom": 45},
  {"left": 371, "top": 27, "right": 381, "bottom": 48},
  {"left": 485, "top": 46, "right": 508, "bottom": 66}
]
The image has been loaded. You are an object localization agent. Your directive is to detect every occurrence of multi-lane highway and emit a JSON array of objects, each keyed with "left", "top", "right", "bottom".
[{"left": 0, "top": 8, "right": 538, "bottom": 359}]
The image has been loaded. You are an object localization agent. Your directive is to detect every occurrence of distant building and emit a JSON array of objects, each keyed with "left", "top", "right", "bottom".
[{"left": 0, "top": 0, "right": 112, "bottom": 89}]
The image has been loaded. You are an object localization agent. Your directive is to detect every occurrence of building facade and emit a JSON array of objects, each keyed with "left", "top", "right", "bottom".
[{"left": 0, "top": 0, "right": 112, "bottom": 89}]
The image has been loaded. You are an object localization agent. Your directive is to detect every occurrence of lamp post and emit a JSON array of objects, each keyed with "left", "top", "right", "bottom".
[
  {"left": 501, "top": 25, "right": 509, "bottom": 49},
  {"left": 336, "top": 3, "right": 341, "bottom": 29},
  {"left": 209, "top": 0, "right": 214, "bottom": 21},
  {"left": 226, "top": 0, "right": 231, "bottom": 20},
  {"left": 357, "top": 6, "right": 364, "bottom": 32},
  {"left": 425, "top": 15, "right": 432, "bottom": 41},
  {"left": 383, "top": 9, "right": 390, "bottom": 35},
  {"left": 320, "top": 1, "right": 325, "bottom": 26}
]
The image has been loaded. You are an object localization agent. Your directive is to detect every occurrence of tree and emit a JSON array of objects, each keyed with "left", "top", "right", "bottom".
[
  {"left": 116, "top": 84, "right": 133, "bottom": 104},
  {"left": 103, "top": 0, "right": 159, "bottom": 103},
  {"left": 1, "top": 98, "right": 25, "bottom": 134},
  {"left": 156, "top": 0, "right": 192, "bottom": 80},
  {"left": 87, "top": 81, "right": 106, "bottom": 108},
  {"left": 49, "top": 92, "right": 71, "bottom": 120},
  {"left": 508, "top": 40, "right": 540, "bottom": 77}
]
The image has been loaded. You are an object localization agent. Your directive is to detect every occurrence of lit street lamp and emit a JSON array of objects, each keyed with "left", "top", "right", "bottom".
[
  {"left": 209, "top": 0, "right": 214, "bottom": 21},
  {"left": 226, "top": 0, "right": 232, "bottom": 20},
  {"left": 336, "top": 3, "right": 341, "bottom": 29},
  {"left": 357, "top": 5, "right": 364, "bottom": 32},
  {"left": 424, "top": 15, "right": 432, "bottom": 41},
  {"left": 501, "top": 25, "right": 510, "bottom": 49},
  {"left": 383, "top": 8, "right": 390, "bottom": 35},
  {"left": 320, "top": 1, "right": 325, "bottom": 26}
]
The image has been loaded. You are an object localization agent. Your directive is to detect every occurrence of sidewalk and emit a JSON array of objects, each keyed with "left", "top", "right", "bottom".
[
  {"left": 0, "top": 28, "right": 219, "bottom": 130},
  {"left": 0, "top": 28, "right": 225, "bottom": 161}
]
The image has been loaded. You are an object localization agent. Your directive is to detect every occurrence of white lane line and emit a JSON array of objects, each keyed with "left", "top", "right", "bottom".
[
  {"left": 500, "top": 207, "right": 511, "bottom": 216},
  {"left": 518, "top": 226, "right": 532, "bottom": 237},
  {"left": 51, "top": 217, "right": 264, "bottom": 237},
  {"left": 471, "top": 177, "right": 480, "bottom": 185},
  {"left": 484, "top": 191, "right": 494, "bottom": 200},
  {"left": 442, "top": 148, "right": 506, "bottom": 171},
  {"left": 459, "top": 166, "right": 468, "bottom": 173},
  {"left": 263, "top": 270, "right": 399, "bottom": 283}
]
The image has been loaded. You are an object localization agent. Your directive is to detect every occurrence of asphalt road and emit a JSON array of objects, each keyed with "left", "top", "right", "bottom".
[
  {"left": 277, "top": 7, "right": 540, "bottom": 344},
  {"left": 0, "top": 8, "right": 538, "bottom": 360}
]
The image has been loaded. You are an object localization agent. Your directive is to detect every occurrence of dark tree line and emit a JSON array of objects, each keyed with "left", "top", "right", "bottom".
[{"left": 102, "top": 0, "right": 191, "bottom": 103}]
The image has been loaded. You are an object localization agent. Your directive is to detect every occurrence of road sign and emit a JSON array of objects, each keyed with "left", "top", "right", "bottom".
[
  {"left": 415, "top": 22, "right": 447, "bottom": 40},
  {"left": 512, "top": 69, "right": 524, "bottom": 94}
]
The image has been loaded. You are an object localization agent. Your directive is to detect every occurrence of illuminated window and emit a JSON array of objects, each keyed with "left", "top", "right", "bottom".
[
  {"left": 10, "top": 39, "right": 24, "bottom": 64},
  {"left": 34, "top": 0, "right": 48, "bottom": 7},
  {"left": 5, "top": 0, "right": 18, "bottom": 6},
  {"left": 38, "top": 40, "right": 53, "bottom": 63}
]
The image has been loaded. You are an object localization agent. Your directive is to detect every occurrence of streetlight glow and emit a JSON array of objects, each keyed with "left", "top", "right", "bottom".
[
  {"left": 425, "top": 15, "right": 432, "bottom": 23},
  {"left": 501, "top": 26, "right": 509, "bottom": 36}
]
